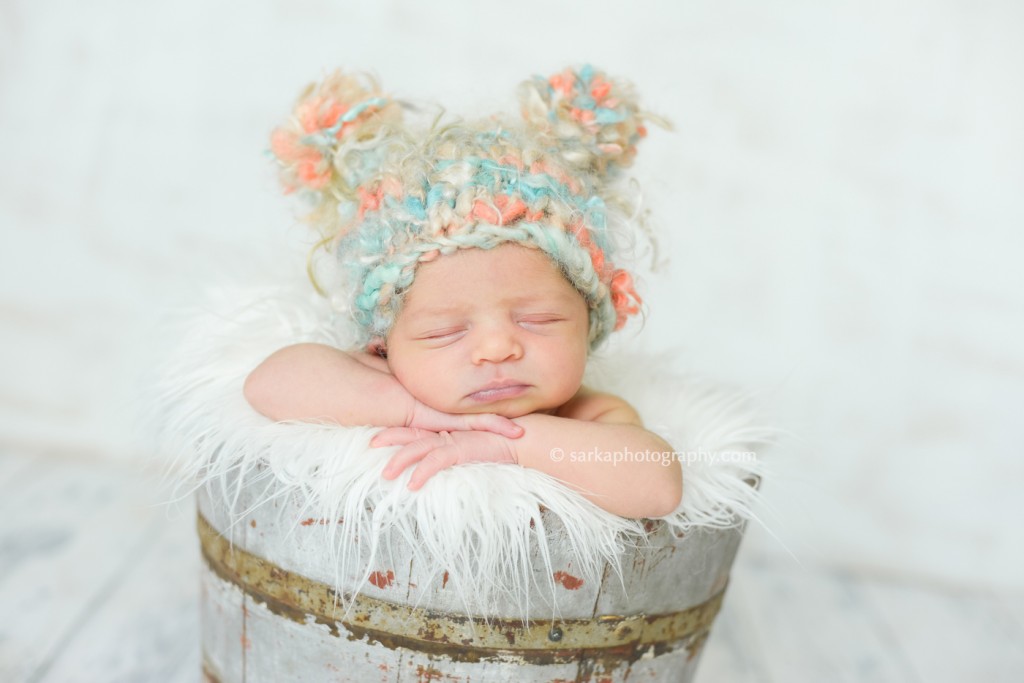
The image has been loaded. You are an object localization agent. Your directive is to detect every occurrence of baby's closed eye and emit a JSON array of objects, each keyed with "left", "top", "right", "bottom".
[
  {"left": 416, "top": 326, "right": 467, "bottom": 342},
  {"left": 517, "top": 315, "right": 567, "bottom": 326}
]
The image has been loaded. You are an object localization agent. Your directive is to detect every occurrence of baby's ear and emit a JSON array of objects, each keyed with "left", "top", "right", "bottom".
[{"left": 368, "top": 337, "right": 388, "bottom": 359}]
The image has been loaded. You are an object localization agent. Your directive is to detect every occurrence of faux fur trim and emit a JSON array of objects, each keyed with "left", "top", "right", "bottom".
[{"left": 147, "top": 275, "right": 776, "bottom": 620}]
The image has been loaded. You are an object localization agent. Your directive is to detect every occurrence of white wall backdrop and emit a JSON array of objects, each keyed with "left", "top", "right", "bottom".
[{"left": 1, "top": 0, "right": 1021, "bottom": 591}]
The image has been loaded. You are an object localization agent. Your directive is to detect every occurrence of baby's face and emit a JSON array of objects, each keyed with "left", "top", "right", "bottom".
[{"left": 385, "top": 244, "right": 589, "bottom": 418}]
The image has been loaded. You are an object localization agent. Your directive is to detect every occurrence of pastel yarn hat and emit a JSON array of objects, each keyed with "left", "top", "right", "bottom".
[{"left": 269, "top": 65, "right": 658, "bottom": 350}]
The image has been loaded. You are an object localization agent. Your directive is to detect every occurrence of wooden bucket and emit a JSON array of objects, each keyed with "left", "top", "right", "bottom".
[{"left": 197, "top": 476, "right": 754, "bottom": 682}]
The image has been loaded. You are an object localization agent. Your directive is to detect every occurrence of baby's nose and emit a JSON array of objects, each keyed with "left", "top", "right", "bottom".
[{"left": 471, "top": 327, "right": 524, "bottom": 364}]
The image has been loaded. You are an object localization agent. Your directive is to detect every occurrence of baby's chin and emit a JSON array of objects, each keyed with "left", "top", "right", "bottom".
[
  {"left": 429, "top": 397, "right": 558, "bottom": 420},
  {"left": 487, "top": 404, "right": 558, "bottom": 419}
]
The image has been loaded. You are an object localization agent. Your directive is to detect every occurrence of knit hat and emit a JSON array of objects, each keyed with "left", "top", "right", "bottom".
[{"left": 269, "top": 65, "right": 657, "bottom": 350}]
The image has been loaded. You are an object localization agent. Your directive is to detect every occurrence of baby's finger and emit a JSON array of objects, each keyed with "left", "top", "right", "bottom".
[
  {"left": 407, "top": 448, "right": 460, "bottom": 490},
  {"left": 381, "top": 437, "right": 438, "bottom": 479},
  {"left": 372, "top": 427, "right": 434, "bottom": 448},
  {"left": 464, "top": 414, "right": 524, "bottom": 438}
]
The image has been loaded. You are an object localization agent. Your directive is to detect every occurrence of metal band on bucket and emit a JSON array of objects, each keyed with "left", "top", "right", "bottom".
[{"left": 198, "top": 512, "right": 724, "bottom": 662}]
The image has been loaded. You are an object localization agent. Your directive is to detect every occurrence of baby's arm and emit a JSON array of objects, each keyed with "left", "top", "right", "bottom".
[
  {"left": 511, "top": 395, "right": 682, "bottom": 519},
  {"left": 376, "top": 390, "right": 682, "bottom": 519},
  {"left": 243, "top": 343, "right": 523, "bottom": 436}
]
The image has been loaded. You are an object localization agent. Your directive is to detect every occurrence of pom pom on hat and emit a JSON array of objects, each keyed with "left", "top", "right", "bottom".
[
  {"left": 269, "top": 70, "right": 402, "bottom": 197},
  {"left": 519, "top": 64, "right": 648, "bottom": 175}
]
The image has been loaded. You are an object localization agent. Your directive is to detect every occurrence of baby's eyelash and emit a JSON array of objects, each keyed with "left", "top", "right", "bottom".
[
  {"left": 519, "top": 317, "right": 565, "bottom": 324},
  {"left": 419, "top": 328, "right": 465, "bottom": 340}
]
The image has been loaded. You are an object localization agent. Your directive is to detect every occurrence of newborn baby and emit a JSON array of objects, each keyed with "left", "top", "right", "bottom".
[
  {"left": 245, "top": 65, "right": 683, "bottom": 519},
  {"left": 244, "top": 244, "right": 681, "bottom": 519}
]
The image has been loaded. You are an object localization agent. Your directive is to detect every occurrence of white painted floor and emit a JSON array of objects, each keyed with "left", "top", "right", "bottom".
[{"left": 1, "top": 449, "right": 1021, "bottom": 683}]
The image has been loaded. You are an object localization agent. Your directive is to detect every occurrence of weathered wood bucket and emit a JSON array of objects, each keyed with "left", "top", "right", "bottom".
[{"left": 197, "top": 476, "right": 756, "bottom": 682}]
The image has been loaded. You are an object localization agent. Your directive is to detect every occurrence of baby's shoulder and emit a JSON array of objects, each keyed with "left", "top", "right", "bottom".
[{"left": 555, "top": 386, "right": 643, "bottom": 426}]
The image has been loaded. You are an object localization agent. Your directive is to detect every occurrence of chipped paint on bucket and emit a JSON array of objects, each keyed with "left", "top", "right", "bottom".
[{"left": 197, "top": 477, "right": 755, "bottom": 682}]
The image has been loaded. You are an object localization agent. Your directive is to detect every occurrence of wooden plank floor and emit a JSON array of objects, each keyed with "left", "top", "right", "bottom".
[{"left": 1, "top": 448, "right": 1021, "bottom": 683}]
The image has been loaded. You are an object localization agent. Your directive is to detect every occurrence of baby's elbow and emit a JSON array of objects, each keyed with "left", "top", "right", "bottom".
[
  {"left": 242, "top": 367, "right": 259, "bottom": 401},
  {"left": 612, "top": 473, "right": 682, "bottom": 519},
  {"left": 646, "top": 474, "right": 683, "bottom": 519},
  {"left": 243, "top": 367, "right": 273, "bottom": 418},
  {"left": 243, "top": 344, "right": 319, "bottom": 420}
]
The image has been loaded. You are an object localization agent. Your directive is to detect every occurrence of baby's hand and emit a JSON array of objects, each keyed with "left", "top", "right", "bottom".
[
  {"left": 407, "top": 401, "right": 523, "bottom": 439},
  {"left": 372, "top": 428, "right": 518, "bottom": 490}
]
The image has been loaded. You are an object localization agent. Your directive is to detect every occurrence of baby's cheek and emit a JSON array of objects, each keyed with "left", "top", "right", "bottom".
[
  {"left": 549, "top": 350, "right": 587, "bottom": 398},
  {"left": 554, "top": 382, "right": 584, "bottom": 411},
  {"left": 403, "top": 373, "right": 462, "bottom": 413},
  {"left": 405, "top": 379, "right": 444, "bottom": 409}
]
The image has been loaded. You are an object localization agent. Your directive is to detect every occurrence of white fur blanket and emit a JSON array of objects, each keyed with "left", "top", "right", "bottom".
[{"left": 148, "top": 276, "right": 775, "bottom": 617}]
